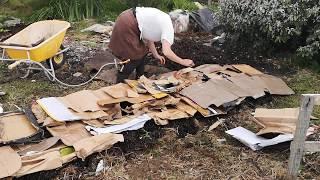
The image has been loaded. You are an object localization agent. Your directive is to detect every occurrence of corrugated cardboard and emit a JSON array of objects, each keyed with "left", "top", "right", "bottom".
[
  {"left": 82, "top": 119, "right": 105, "bottom": 128},
  {"left": 232, "top": 64, "right": 263, "bottom": 75},
  {"left": 195, "top": 64, "right": 225, "bottom": 74},
  {"left": 180, "top": 80, "right": 239, "bottom": 108},
  {"left": 257, "top": 74, "right": 294, "bottom": 95},
  {"left": 97, "top": 94, "right": 153, "bottom": 106},
  {"left": 176, "top": 101, "right": 197, "bottom": 116},
  {"left": 125, "top": 79, "right": 148, "bottom": 94},
  {"left": 18, "top": 137, "right": 60, "bottom": 156},
  {"left": 176, "top": 94, "right": 211, "bottom": 117},
  {"left": 127, "top": 89, "right": 139, "bottom": 98},
  {"left": 227, "top": 74, "right": 266, "bottom": 99},
  {"left": 47, "top": 122, "right": 91, "bottom": 146},
  {"left": 102, "top": 83, "right": 133, "bottom": 99},
  {"left": 0, "top": 112, "right": 40, "bottom": 144},
  {"left": 0, "top": 146, "right": 21, "bottom": 178},
  {"left": 31, "top": 103, "right": 47, "bottom": 124},
  {"left": 43, "top": 117, "right": 66, "bottom": 127},
  {"left": 15, "top": 151, "right": 63, "bottom": 177},
  {"left": 73, "top": 133, "right": 124, "bottom": 160},
  {"left": 38, "top": 97, "right": 109, "bottom": 122},
  {"left": 219, "top": 70, "right": 242, "bottom": 77},
  {"left": 138, "top": 76, "right": 162, "bottom": 95},
  {"left": 210, "top": 78, "right": 250, "bottom": 98},
  {"left": 58, "top": 90, "right": 105, "bottom": 113},
  {"left": 148, "top": 109, "right": 190, "bottom": 122},
  {"left": 253, "top": 108, "right": 299, "bottom": 135}
]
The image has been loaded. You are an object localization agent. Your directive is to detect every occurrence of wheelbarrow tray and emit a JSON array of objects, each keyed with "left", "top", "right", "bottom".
[{"left": 0, "top": 20, "right": 70, "bottom": 62}]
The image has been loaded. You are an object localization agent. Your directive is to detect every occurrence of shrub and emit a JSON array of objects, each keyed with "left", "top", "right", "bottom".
[
  {"left": 28, "top": 0, "right": 128, "bottom": 22},
  {"left": 219, "top": 0, "right": 320, "bottom": 60}
]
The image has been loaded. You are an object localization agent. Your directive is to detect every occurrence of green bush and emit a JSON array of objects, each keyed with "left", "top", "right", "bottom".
[
  {"left": 28, "top": 0, "right": 128, "bottom": 22},
  {"left": 125, "top": 0, "right": 197, "bottom": 12},
  {"left": 219, "top": 0, "right": 320, "bottom": 61}
]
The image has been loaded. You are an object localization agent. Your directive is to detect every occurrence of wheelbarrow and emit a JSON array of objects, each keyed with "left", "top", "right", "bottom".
[{"left": 0, "top": 20, "right": 70, "bottom": 81}]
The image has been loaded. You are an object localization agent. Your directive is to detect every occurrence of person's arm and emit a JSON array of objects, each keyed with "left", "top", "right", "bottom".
[
  {"left": 162, "top": 40, "right": 194, "bottom": 67},
  {"left": 147, "top": 40, "right": 165, "bottom": 64}
]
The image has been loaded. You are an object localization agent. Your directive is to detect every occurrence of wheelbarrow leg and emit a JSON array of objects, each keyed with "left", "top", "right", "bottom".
[
  {"left": 21, "top": 51, "right": 32, "bottom": 79},
  {"left": 21, "top": 64, "right": 31, "bottom": 79},
  {"left": 45, "top": 58, "right": 56, "bottom": 82}
]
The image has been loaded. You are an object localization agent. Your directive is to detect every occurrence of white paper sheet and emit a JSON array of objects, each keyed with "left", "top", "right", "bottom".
[
  {"left": 226, "top": 127, "right": 293, "bottom": 151},
  {"left": 37, "top": 97, "right": 81, "bottom": 122},
  {"left": 86, "top": 114, "right": 151, "bottom": 135}
]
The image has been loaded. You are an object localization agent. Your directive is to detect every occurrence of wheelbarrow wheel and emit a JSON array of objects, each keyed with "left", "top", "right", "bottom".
[{"left": 46, "top": 45, "right": 66, "bottom": 70}]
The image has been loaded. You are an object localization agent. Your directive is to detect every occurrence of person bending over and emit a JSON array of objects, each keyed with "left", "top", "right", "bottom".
[{"left": 109, "top": 7, "right": 195, "bottom": 83}]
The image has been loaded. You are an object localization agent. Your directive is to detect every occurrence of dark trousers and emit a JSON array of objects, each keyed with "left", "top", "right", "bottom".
[{"left": 117, "top": 57, "right": 146, "bottom": 83}]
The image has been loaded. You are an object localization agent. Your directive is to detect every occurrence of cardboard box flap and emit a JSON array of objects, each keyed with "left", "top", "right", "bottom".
[
  {"left": 0, "top": 111, "right": 43, "bottom": 145},
  {"left": 73, "top": 133, "right": 124, "bottom": 160},
  {"left": 0, "top": 146, "right": 22, "bottom": 178},
  {"left": 258, "top": 74, "right": 294, "bottom": 95},
  {"left": 254, "top": 108, "right": 299, "bottom": 134},
  {"left": 232, "top": 64, "right": 263, "bottom": 75},
  {"left": 47, "top": 122, "right": 91, "bottom": 146}
]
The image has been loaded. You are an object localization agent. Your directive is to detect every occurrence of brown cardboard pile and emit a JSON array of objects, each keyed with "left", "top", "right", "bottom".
[{"left": 0, "top": 64, "right": 295, "bottom": 178}]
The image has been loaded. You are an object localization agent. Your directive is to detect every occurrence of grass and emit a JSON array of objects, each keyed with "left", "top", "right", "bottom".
[{"left": 271, "top": 69, "right": 320, "bottom": 124}]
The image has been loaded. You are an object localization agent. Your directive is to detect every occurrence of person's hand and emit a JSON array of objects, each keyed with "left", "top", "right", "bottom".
[
  {"left": 156, "top": 55, "right": 166, "bottom": 65},
  {"left": 180, "top": 59, "right": 195, "bottom": 67}
]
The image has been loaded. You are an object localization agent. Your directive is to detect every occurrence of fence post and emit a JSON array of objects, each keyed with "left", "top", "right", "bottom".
[{"left": 288, "top": 95, "right": 315, "bottom": 179}]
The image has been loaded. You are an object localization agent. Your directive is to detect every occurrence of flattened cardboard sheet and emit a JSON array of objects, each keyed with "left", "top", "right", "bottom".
[
  {"left": 0, "top": 112, "right": 41, "bottom": 144},
  {"left": 232, "top": 64, "right": 263, "bottom": 75},
  {"left": 0, "top": 146, "right": 21, "bottom": 178},
  {"left": 101, "top": 83, "right": 133, "bottom": 99},
  {"left": 73, "top": 133, "right": 124, "bottom": 160},
  {"left": 37, "top": 97, "right": 109, "bottom": 122},
  {"left": 15, "top": 151, "right": 63, "bottom": 177},
  {"left": 97, "top": 94, "right": 153, "bottom": 106},
  {"left": 59, "top": 90, "right": 105, "bottom": 113},
  {"left": 257, "top": 74, "right": 294, "bottom": 95},
  {"left": 210, "top": 78, "right": 250, "bottom": 98},
  {"left": 47, "top": 122, "right": 91, "bottom": 146},
  {"left": 195, "top": 64, "right": 225, "bottom": 74},
  {"left": 18, "top": 137, "right": 60, "bottom": 156},
  {"left": 227, "top": 74, "right": 266, "bottom": 99},
  {"left": 180, "top": 80, "right": 238, "bottom": 108}
]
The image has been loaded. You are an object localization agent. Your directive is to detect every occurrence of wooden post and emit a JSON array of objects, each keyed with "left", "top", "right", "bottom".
[
  {"left": 208, "top": 0, "right": 212, "bottom": 6},
  {"left": 288, "top": 95, "right": 315, "bottom": 179}
]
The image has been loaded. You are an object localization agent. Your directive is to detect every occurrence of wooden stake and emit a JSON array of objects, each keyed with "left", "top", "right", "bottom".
[{"left": 288, "top": 95, "right": 315, "bottom": 179}]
